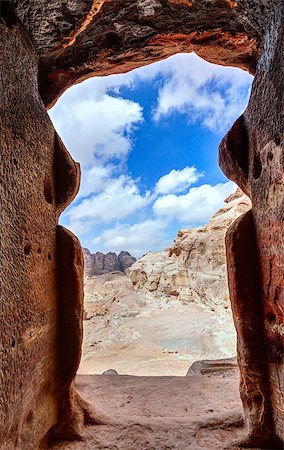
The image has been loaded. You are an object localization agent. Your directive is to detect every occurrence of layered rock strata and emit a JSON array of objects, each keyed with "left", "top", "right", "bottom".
[
  {"left": 83, "top": 249, "right": 136, "bottom": 276},
  {"left": 1, "top": 0, "right": 284, "bottom": 448},
  {"left": 0, "top": 14, "right": 93, "bottom": 450},
  {"left": 127, "top": 190, "right": 251, "bottom": 312}
]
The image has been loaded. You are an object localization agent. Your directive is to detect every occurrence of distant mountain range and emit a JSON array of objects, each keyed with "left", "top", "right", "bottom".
[{"left": 83, "top": 249, "right": 136, "bottom": 276}]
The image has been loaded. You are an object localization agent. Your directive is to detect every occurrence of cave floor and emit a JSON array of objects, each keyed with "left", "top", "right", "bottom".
[{"left": 50, "top": 370, "right": 263, "bottom": 450}]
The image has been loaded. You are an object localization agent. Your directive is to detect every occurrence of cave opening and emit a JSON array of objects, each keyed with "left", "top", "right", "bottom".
[
  {"left": 3, "top": 0, "right": 284, "bottom": 447},
  {"left": 49, "top": 53, "right": 253, "bottom": 379}
]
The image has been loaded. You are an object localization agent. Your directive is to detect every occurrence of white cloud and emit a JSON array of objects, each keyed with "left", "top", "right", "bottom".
[
  {"left": 48, "top": 53, "right": 250, "bottom": 256},
  {"left": 66, "top": 175, "right": 151, "bottom": 235},
  {"left": 153, "top": 181, "right": 236, "bottom": 225},
  {"left": 152, "top": 53, "right": 252, "bottom": 133},
  {"left": 92, "top": 219, "right": 169, "bottom": 258},
  {"left": 78, "top": 164, "right": 113, "bottom": 199},
  {"left": 49, "top": 93, "right": 143, "bottom": 167},
  {"left": 155, "top": 166, "right": 203, "bottom": 195}
]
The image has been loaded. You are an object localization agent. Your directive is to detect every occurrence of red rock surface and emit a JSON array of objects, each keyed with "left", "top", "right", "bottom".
[
  {"left": 1, "top": 0, "right": 284, "bottom": 448},
  {"left": 0, "top": 16, "right": 92, "bottom": 449}
]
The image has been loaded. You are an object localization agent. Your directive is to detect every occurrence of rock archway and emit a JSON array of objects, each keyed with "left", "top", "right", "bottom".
[{"left": 0, "top": 1, "right": 283, "bottom": 448}]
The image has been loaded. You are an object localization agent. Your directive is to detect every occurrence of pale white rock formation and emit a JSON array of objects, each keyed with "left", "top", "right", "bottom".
[
  {"left": 126, "top": 189, "right": 251, "bottom": 312},
  {"left": 79, "top": 190, "right": 251, "bottom": 376}
]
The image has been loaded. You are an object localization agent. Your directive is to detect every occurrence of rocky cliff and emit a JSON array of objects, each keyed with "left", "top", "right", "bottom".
[
  {"left": 83, "top": 249, "right": 136, "bottom": 276},
  {"left": 80, "top": 191, "right": 248, "bottom": 376},
  {"left": 127, "top": 189, "right": 251, "bottom": 312}
]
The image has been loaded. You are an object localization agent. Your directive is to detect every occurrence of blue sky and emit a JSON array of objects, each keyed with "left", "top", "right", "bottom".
[{"left": 49, "top": 53, "right": 253, "bottom": 257}]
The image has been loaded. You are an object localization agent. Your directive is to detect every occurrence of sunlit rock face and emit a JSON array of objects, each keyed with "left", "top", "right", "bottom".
[
  {"left": 1, "top": 0, "right": 284, "bottom": 448},
  {"left": 79, "top": 194, "right": 246, "bottom": 377},
  {"left": 127, "top": 190, "right": 250, "bottom": 312}
]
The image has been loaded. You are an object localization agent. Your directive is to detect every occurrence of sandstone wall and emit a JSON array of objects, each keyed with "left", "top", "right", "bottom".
[
  {"left": 0, "top": 21, "right": 60, "bottom": 449},
  {"left": 0, "top": 17, "right": 89, "bottom": 449},
  {"left": 1, "top": 0, "right": 284, "bottom": 448}
]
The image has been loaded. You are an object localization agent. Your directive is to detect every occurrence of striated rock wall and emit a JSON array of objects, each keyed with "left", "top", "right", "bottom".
[
  {"left": 127, "top": 190, "right": 251, "bottom": 312},
  {"left": 1, "top": 0, "right": 284, "bottom": 448},
  {"left": 83, "top": 249, "right": 136, "bottom": 277},
  {"left": 0, "top": 15, "right": 92, "bottom": 450},
  {"left": 12, "top": 0, "right": 274, "bottom": 108}
]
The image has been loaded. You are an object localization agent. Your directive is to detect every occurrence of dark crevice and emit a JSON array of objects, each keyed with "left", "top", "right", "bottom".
[
  {"left": 267, "top": 312, "right": 276, "bottom": 324},
  {"left": 24, "top": 243, "right": 32, "bottom": 256},
  {"left": 0, "top": 2, "right": 18, "bottom": 28},
  {"left": 44, "top": 175, "right": 53, "bottom": 204},
  {"left": 253, "top": 151, "right": 262, "bottom": 179}
]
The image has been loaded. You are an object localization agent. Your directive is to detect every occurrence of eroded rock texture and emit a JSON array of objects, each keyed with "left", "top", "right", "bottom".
[
  {"left": 13, "top": 0, "right": 274, "bottom": 107},
  {"left": 127, "top": 190, "right": 250, "bottom": 311},
  {"left": 1, "top": 0, "right": 284, "bottom": 448},
  {"left": 0, "top": 15, "right": 90, "bottom": 450},
  {"left": 219, "top": 4, "right": 284, "bottom": 444}
]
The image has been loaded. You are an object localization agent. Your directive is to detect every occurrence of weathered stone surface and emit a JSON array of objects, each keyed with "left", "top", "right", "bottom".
[
  {"left": 81, "top": 270, "right": 237, "bottom": 376},
  {"left": 0, "top": 15, "right": 90, "bottom": 450},
  {"left": 186, "top": 356, "right": 237, "bottom": 376},
  {"left": 83, "top": 249, "right": 136, "bottom": 276},
  {"left": 0, "top": 20, "right": 59, "bottom": 449},
  {"left": 50, "top": 372, "right": 245, "bottom": 450},
  {"left": 225, "top": 211, "right": 277, "bottom": 448},
  {"left": 14, "top": 0, "right": 271, "bottom": 107},
  {"left": 127, "top": 190, "right": 251, "bottom": 312},
  {"left": 93, "top": 252, "right": 106, "bottom": 275},
  {"left": 1, "top": 0, "right": 284, "bottom": 447},
  {"left": 82, "top": 248, "right": 94, "bottom": 278},
  {"left": 219, "top": 4, "right": 284, "bottom": 442},
  {"left": 104, "top": 252, "right": 120, "bottom": 273}
]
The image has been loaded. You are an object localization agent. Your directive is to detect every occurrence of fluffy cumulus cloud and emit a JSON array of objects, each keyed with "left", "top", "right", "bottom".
[
  {"left": 66, "top": 175, "right": 152, "bottom": 235},
  {"left": 153, "top": 181, "right": 236, "bottom": 225},
  {"left": 152, "top": 53, "right": 252, "bottom": 133},
  {"left": 92, "top": 219, "right": 169, "bottom": 258},
  {"left": 155, "top": 166, "right": 203, "bottom": 195},
  {"left": 77, "top": 164, "right": 113, "bottom": 199},
  {"left": 49, "top": 53, "right": 250, "bottom": 256},
  {"left": 49, "top": 89, "right": 143, "bottom": 168}
]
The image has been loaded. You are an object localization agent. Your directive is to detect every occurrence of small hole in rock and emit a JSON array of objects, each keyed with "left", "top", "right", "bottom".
[
  {"left": 253, "top": 152, "right": 262, "bottom": 179},
  {"left": 37, "top": 247, "right": 42, "bottom": 255},
  {"left": 11, "top": 339, "right": 15, "bottom": 348},
  {"left": 48, "top": 253, "right": 52, "bottom": 261},
  {"left": 24, "top": 243, "right": 32, "bottom": 256},
  {"left": 1, "top": 3, "right": 18, "bottom": 28},
  {"left": 274, "top": 133, "right": 281, "bottom": 146},
  {"left": 267, "top": 312, "right": 276, "bottom": 323},
  {"left": 44, "top": 175, "right": 53, "bottom": 204},
  {"left": 267, "top": 151, "right": 273, "bottom": 163},
  {"left": 26, "top": 411, "right": 33, "bottom": 423}
]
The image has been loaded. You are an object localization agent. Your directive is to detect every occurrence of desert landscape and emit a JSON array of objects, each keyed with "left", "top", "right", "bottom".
[
  {"left": 50, "top": 190, "right": 252, "bottom": 449},
  {"left": 79, "top": 190, "right": 250, "bottom": 376}
]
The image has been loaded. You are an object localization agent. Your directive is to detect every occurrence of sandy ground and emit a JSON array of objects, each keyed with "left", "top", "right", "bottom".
[
  {"left": 79, "top": 274, "right": 236, "bottom": 376},
  {"left": 50, "top": 370, "right": 255, "bottom": 450},
  {"left": 50, "top": 275, "right": 253, "bottom": 450}
]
